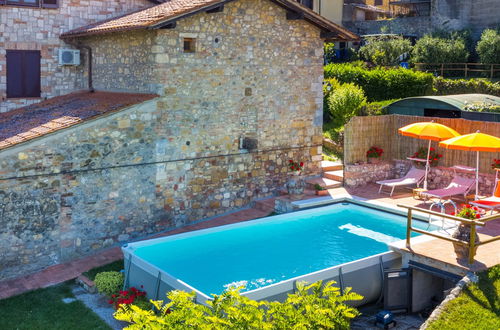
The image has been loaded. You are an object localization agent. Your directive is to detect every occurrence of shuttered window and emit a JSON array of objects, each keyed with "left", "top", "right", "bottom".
[
  {"left": 6, "top": 50, "right": 41, "bottom": 98},
  {"left": 1, "top": 0, "right": 58, "bottom": 7}
]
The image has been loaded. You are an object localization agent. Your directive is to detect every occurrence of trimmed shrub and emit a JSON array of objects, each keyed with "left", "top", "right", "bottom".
[
  {"left": 94, "top": 271, "right": 124, "bottom": 297},
  {"left": 327, "top": 83, "right": 366, "bottom": 127},
  {"left": 359, "top": 36, "right": 412, "bottom": 66},
  {"left": 359, "top": 99, "right": 399, "bottom": 116},
  {"left": 412, "top": 35, "right": 469, "bottom": 64},
  {"left": 433, "top": 77, "right": 500, "bottom": 97},
  {"left": 324, "top": 63, "right": 434, "bottom": 101},
  {"left": 476, "top": 29, "right": 500, "bottom": 64},
  {"left": 115, "top": 281, "right": 362, "bottom": 329}
]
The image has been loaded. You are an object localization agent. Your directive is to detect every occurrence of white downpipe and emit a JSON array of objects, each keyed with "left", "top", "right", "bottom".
[{"left": 424, "top": 140, "right": 432, "bottom": 190}]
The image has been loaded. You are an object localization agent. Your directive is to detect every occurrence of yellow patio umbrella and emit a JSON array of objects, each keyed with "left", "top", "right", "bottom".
[
  {"left": 439, "top": 131, "right": 500, "bottom": 196},
  {"left": 399, "top": 121, "right": 460, "bottom": 189}
]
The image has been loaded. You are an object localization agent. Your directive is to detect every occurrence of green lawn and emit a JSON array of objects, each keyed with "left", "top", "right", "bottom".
[
  {"left": 0, "top": 282, "right": 110, "bottom": 330},
  {"left": 82, "top": 259, "right": 124, "bottom": 281},
  {"left": 427, "top": 265, "right": 500, "bottom": 330}
]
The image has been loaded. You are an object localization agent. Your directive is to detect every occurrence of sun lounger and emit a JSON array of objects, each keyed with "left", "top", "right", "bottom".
[
  {"left": 421, "top": 176, "right": 475, "bottom": 201},
  {"left": 377, "top": 167, "right": 426, "bottom": 196},
  {"left": 471, "top": 178, "right": 500, "bottom": 213}
]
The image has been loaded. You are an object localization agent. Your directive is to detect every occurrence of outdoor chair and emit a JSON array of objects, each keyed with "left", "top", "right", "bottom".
[
  {"left": 471, "top": 178, "right": 500, "bottom": 214},
  {"left": 421, "top": 176, "right": 475, "bottom": 202},
  {"left": 377, "top": 167, "right": 426, "bottom": 197}
]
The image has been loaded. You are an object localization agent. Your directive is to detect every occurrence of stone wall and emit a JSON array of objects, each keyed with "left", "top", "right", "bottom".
[
  {"left": 0, "top": 0, "right": 153, "bottom": 113},
  {"left": 345, "top": 159, "right": 496, "bottom": 195},
  {"left": 344, "top": 17, "right": 432, "bottom": 37},
  {"left": 0, "top": 0, "right": 324, "bottom": 281}
]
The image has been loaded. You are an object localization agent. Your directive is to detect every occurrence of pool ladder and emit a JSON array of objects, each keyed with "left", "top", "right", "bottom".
[{"left": 426, "top": 200, "right": 457, "bottom": 234}]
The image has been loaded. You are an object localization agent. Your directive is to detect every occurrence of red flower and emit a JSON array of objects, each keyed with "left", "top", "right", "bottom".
[
  {"left": 476, "top": 214, "right": 481, "bottom": 219},
  {"left": 300, "top": 162, "right": 304, "bottom": 167},
  {"left": 289, "top": 160, "right": 293, "bottom": 163}
]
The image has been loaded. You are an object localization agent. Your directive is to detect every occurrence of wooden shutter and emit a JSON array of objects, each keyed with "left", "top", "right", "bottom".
[
  {"left": 24, "top": 51, "right": 41, "bottom": 97},
  {"left": 41, "top": 0, "right": 57, "bottom": 8},
  {"left": 6, "top": 50, "right": 41, "bottom": 98}
]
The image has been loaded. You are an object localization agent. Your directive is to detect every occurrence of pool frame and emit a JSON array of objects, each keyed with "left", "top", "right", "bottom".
[{"left": 122, "top": 196, "right": 438, "bottom": 306}]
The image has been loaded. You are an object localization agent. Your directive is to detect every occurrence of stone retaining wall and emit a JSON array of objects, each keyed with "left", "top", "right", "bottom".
[{"left": 345, "top": 159, "right": 496, "bottom": 195}]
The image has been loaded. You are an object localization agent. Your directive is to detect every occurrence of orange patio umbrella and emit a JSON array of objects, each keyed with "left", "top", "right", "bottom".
[
  {"left": 439, "top": 131, "right": 500, "bottom": 195},
  {"left": 399, "top": 121, "right": 460, "bottom": 189}
]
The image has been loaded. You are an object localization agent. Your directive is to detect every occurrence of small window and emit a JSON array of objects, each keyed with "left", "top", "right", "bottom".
[
  {"left": 6, "top": 50, "right": 41, "bottom": 98},
  {"left": 183, "top": 38, "right": 196, "bottom": 53},
  {"left": 2, "top": 0, "right": 58, "bottom": 8},
  {"left": 374, "top": 0, "right": 383, "bottom": 5}
]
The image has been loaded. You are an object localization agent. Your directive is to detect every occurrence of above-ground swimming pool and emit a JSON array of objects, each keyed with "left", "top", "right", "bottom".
[{"left": 123, "top": 200, "right": 433, "bottom": 305}]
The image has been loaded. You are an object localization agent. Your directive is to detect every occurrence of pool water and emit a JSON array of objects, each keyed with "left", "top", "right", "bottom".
[{"left": 133, "top": 202, "right": 430, "bottom": 295}]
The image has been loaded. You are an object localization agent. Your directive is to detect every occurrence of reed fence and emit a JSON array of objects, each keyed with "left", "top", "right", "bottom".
[{"left": 344, "top": 115, "right": 500, "bottom": 173}]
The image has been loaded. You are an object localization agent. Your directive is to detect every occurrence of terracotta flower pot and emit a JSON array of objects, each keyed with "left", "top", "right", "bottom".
[
  {"left": 368, "top": 157, "right": 380, "bottom": 164},
  {"left": 451, "top": 224, "right": 479, "bottom": 260},
  {"left": 316, "top": 190, "right": 329, "bottom": 196}
]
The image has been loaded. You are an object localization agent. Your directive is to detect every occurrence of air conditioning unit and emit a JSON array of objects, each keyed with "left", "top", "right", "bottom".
[{"left": 58, "top": 49, "right": 80, "bottom": 66}]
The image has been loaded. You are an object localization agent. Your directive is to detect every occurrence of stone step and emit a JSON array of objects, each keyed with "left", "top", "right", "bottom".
[
  {"left": 321, "top": 160, "right": 343, "bottom": 172},
  {"left": 253, "top": 198, "right": 276, "bottom": 213},
  {"left": 305, "top": 177, "right": 343, "bottom": 189},
  {"left": 324, "top": 170, "right": 344, "bottom": 182}
]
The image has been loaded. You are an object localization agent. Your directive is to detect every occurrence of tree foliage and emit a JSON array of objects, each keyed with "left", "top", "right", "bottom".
[
  {"left": 326, "top": 83, "right": 367, "bottom": 128},
  {"left": 476, "top": 29, "right": 500, "bottom": 64},
  {"left": 412, "top": 35, "right": 469, "bottom": 64},
  {"left": 114, "top": 281, "right": 362, "bottom": 329},
  {"left": 359, "top": 36, "right": 412, "bottom": 66}
]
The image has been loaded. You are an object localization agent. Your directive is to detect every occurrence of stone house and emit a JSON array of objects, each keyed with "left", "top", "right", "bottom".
[
  {"left": 0, "top": 0, "right": 356, "bottom": 280},
  {"left": 345, "top": 0, "right": 500, "bottom": 39},
  {"left": 0, "top": 0, "right": 164, "bottom": 113}
]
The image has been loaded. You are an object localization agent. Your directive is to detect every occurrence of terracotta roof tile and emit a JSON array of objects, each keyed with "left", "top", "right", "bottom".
[
  {"left": 60, "top": 0, "right": 358, "bottom": 41},
  {"left": 0, "top": 91, "right": 158, "bottom": 151}
]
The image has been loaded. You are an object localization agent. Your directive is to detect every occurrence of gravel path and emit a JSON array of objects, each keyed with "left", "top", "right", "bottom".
[{"left": 72, "top": 285, "right": 128, "bottom": 330}]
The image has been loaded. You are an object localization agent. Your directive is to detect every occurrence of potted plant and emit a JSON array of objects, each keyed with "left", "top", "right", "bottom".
[
  {"left": 314, "top": 183, "right": 328, "bottom": 196},
  {"left": 366, "top": 146, "right": 383, "bottom": 164},
  {"left": 451, "top": 204, "right": 481, "bottom": 260},
  {"left": 288, "top": 160, "right": 304, "bottom": 175},
  {"left": 491, "top": 158, "right": 500, "bottom": 170},
  {"left": 412, "top": 147, "right": 443, "bottom": 167}
]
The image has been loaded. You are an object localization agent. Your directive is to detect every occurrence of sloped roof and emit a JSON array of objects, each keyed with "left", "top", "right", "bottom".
[
  {"left": 60, "top": 0, "right": 358, "bottom": 41},
  {"left": 0, "top": 91, "right": 157, "bottom": 151},
  {"left": 389, "top": 94, "right": 500, "bottom": 111}
]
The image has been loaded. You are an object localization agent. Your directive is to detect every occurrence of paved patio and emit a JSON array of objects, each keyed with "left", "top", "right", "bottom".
[
  {"left": 327, "top": 184, "right": 500, "bottom": 275},
  {"left": 1, "top": 183, "right": 498, "bottom": 300}
]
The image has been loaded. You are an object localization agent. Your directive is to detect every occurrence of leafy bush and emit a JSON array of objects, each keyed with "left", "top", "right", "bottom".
[
  {"left": 359, "top": 36, "right": 412, "bottom": 66},
  {"left": 114, "top": 281, "right": 362, "bottom": 329},
  {"left": 359, "top": 99, "right": 398, "bottom": 116},
  {"left": 433, "top": 77, "right": 500, "bottom": 97},
  {"left": 412, "top": 35, "right": 469, "bottom": 64},
  {"left": 324, "top": 63, "right": 434, "bottom": 101},
  {"left": 95, "top": 271, "right": 124, "bottom": 297},
  {"left": 476, "top": 29, "right": 500, "bottom": 64},
  {"left": 326, "top": 83, "right": 367, "bottom": 127},
  {"left": 324, "top": 42, "right": 336, "bottom": 64}
]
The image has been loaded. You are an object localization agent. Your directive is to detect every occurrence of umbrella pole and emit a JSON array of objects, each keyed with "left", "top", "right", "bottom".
[
  {"left": 424, "top": 140, "right": 431, "bottom": 190},
  {"left": 476, "top": 151, "right": 479, "bottom": 196}
]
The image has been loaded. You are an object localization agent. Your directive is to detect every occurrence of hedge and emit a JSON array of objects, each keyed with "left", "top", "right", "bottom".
[
  {"left": 433, "top": 77, "right": 500, "bottom": 97},
  {"left": 324, "top": 63, "right": 434, "bottom": 101}
]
